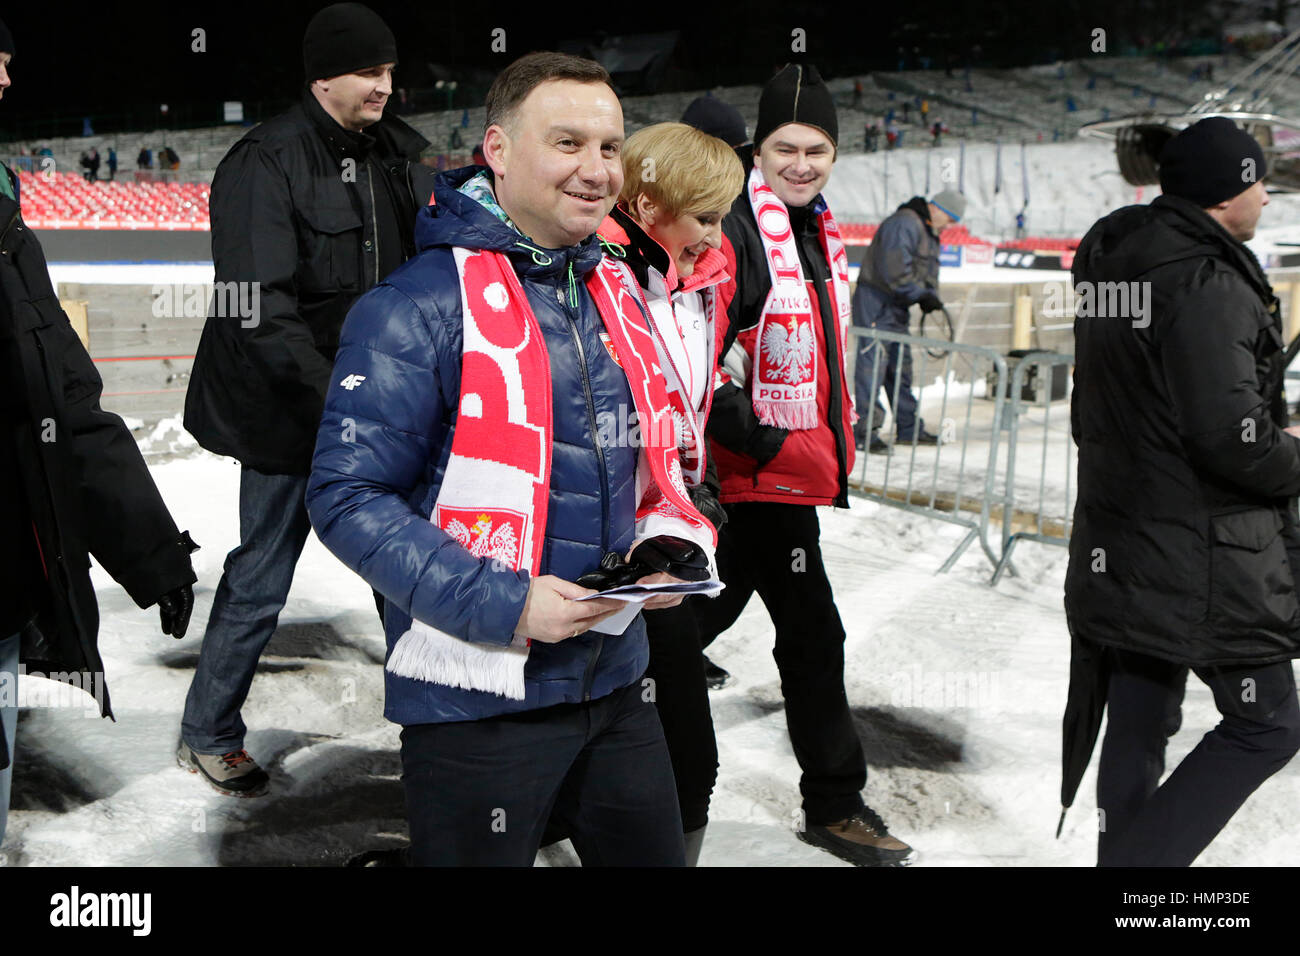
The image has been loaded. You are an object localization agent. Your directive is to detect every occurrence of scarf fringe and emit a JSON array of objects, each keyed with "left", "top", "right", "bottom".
[
  {"left": 387, "top": 624, "right": 529, "bottom": 701},
  {"left": 755, "top": 399, "right": 819, "bottom": 431}
]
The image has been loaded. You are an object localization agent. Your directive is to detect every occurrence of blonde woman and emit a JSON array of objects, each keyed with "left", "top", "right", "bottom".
[{"left": 598, "top": 122, "right": 743, "bottom": 864}]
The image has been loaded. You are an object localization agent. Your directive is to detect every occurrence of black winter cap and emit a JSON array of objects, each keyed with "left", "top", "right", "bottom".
[
  {"left": 681, "top": 96, "right": 748, "bottom": 148},
  {"left": 0, "top": 18, "right": 14, "bottom": 56},
  {"left": 1158, "top": 117, "right": 1267, "bottom": 207},
  {"left": 303, "top": 3, "right": 397, "bottom": 81},
  {"left": 754, "top": 63, "right": 838, "bottom": 151}
]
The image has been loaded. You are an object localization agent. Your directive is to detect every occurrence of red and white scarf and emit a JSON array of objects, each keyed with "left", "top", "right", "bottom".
[
  {"left": 385, "top": 247, "right": 716, "bottom": 700},
  {"left": 747, "top": 166, "right": 852, "bottom": 430},
  {"left": 597, "top": 212, "right": 730, "bottom": 489},
  {"left": 621, "top": 256, "right": 724, "bottom": 489}
]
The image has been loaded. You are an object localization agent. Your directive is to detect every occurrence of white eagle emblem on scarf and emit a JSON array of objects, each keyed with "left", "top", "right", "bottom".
[
  {"left": 761, "top": 319, "right": 815, "bottom": 385},
  {"left": 445, "top": 513, "right": 520, "bottom": 566}
]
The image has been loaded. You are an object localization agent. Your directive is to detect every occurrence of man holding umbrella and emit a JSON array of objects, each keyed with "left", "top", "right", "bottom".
[{"left": 1065, "top": 117, "right": 1300, "bottom": 866}]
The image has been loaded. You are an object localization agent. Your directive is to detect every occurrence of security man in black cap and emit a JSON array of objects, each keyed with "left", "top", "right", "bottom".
[
  {"left": 1067, "top": 116, "right": 1300, "bottom": 865},
  {"left": 180, "top": 2, "right": 436, "bottom": 796}
]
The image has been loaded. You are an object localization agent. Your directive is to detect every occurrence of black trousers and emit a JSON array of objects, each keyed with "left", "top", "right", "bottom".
[
  {"left": 401, "top": 680, "right": 684, "bottom": 866},
  {"left": 691, "top": 501, "right": 867, "bottom": 824},
  {"left": 1097, "top": 646, "right": 1300, "bottom": 866},
  {"left": 645, "top": 601, "right": 718, "bottom": 832}
]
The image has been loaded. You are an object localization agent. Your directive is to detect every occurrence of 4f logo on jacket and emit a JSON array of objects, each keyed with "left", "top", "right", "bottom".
[{"left": 339, "top": 374, "right": 367, "bottom": 390}]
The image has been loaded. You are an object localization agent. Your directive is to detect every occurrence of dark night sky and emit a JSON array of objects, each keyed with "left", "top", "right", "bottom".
[{"left": 0, "top": 0, "right": 1224, "bottom": 137}]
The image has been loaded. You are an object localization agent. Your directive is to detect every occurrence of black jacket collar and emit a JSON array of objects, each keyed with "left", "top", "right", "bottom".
[
  {"left": 300, "top": 88, "right": 430, "bottom": 164},
  {"left": 302, "top": 87, "right": 375, "bottom": 159},
  {"left": 611, "top": 206, "right": 673, "bottom": 289},
  {"left": 1152, "top": 194, "right": 1274, "bottom": 304}
]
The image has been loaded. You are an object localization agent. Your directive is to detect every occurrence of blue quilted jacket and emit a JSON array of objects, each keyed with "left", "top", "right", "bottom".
[{"left": 306, "top": 166, "right": 646, "bottom": 725}]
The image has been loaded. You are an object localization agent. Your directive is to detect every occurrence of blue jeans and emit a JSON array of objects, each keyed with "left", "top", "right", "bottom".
[
  {"left": 182, "top": 467, "right": 311, "bottom": 754},
  {"left": 854, "top": 323, "right": 922, "bottom": 440},
  {"left": 0, "top": 630, "right": 20, "bottom": 847}
]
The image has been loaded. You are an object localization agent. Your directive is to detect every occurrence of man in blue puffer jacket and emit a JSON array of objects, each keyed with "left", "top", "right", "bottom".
[{"left": 307, "top": 52, "right": 694, "bottom": 866}]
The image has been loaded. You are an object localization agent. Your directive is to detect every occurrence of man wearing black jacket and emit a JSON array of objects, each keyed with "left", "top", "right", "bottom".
[
  {"left": 0, "top": 18, "right": 196, "bottom": 846},
  {"left": 180, "top": 3, "right": 435, "bottom": 796},
  {"left": 1067, "top": 117, "right": 1300, "bottom": 866}
]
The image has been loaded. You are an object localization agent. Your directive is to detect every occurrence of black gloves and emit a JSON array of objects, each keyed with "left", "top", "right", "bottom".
[
  {"left": 157, "top": 584, "right": 194, "bottom": 638},
  {"left": 689, "top": 483, "right": 728, "bottom": 531},
  {"left": 158, "top": 530, "right": 200, "bottom": 638},
  {"left": 749, "top": 424, "right": 789, "bottom": 466},
  {"left": 917, "top": 291, "right": 944, "bottom": 314},
  {"left": 576, "top": 536, "right": 711, "bottom": 592}
]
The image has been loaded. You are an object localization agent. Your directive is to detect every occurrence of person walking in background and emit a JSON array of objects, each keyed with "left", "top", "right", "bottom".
[
  {"left": 180, "top": 2, "right": 435, "bottom": 797},
  {"left": 851, "top": 189, "right": 964, "bottom": 453},
  {"left": 1066, "top": 117, "right": 1300, "bottom": 866}
]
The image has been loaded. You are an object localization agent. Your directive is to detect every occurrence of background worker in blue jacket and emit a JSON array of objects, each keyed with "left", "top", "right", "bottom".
[
  {"left": 307, "top": 52, "right": 699, "bottom": 866},
  {"left": 852, "top": 189, "right": 965, "bottom": 453}
]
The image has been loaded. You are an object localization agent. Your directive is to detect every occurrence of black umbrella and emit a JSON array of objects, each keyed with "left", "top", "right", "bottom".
[{"left": 1057, "top": 634, "right": 1111, "bottom": 838}]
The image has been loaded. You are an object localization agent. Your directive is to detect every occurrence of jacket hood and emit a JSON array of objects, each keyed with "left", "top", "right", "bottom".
[
  {"left": 1074, "top": 194, "right": 1273, "bottom": 303},
  {"left": 899, "top": 196, "right": 937, "bottom": 239},
  {"left": 414, "top": 165, "right": 605, "bottom": 280}
]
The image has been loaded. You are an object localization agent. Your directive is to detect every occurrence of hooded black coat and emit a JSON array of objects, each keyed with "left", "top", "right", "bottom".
[
  {"left": 184, "top": 92, "right": 435, "bottom": 475},
  {"left": 1065, "top": 193, "right": 1300, "bottom": 666},
  {"left": 0, "top": 165, "right": 196, "bottom": 729}
]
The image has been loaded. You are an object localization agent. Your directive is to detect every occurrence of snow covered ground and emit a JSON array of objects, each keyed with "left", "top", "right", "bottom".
[{"left": 5, "top": 440, "right": 1299, "bottom": 868}]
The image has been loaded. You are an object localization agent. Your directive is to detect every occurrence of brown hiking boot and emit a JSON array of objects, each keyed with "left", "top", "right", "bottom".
[
  {"left": 177, "top": 742, "right": 270, "bottom": 797},
  {"left": 798, "top": 806, "right": 916, "bottom": 867}
]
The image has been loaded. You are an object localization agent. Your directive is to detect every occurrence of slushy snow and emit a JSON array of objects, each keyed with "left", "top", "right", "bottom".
[{"left": 5, "top": 448, "right": 1298, "bottom": 867}]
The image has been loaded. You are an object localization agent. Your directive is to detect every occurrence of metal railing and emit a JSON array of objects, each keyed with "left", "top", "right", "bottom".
[
  {"left": 990, "top": 351, "right": 1076, "bottom": 585},
  {"left": 845, "top": 327, "right": 1078, "bottom": 581},
  {"left": 847, "top": 325, "right": 1009, "bottom": 572}
]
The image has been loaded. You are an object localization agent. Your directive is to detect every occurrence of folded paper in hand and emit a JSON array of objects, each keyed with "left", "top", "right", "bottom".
[{"left": 574, "top": 579, "right": 726, "bottom": 635}]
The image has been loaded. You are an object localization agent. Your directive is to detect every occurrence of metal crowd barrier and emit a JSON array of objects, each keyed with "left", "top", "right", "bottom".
[
  {"left": 845, "top": 327, "right": 1078, "bottom": 581},
  {"left": 846, "top": 326, "right": 1009, "bottom": 573},
  {"left": 989, "top": 351, "right": 1076, "bottom": 585}
]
